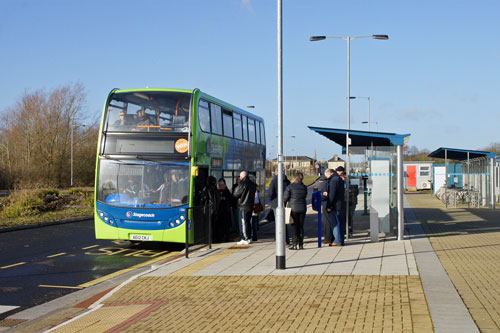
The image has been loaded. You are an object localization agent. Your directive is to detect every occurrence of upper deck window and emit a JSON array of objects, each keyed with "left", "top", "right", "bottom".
[
  {"left": 210, "top": 103, "right": 223, "bottom": 135},
  {"left": 233, "top": 113, "right": 242, "bottom": 140},
  {"left": 248, "top": 119, "right": 256, "bottom": 143},
  {"left": 223, "top": 110, "right": 233, "bottom": 138},
  {"left": 105, "top": 91, "right": 191, "bottom": 133}
]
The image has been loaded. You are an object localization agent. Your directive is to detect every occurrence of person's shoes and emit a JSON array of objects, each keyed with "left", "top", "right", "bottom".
[
  {"left": 246, "top": 239, "right": 252, "bottom": 244},
  {"left": 328, "top": 243, "right": 333, "bottom": 246},
  {"left": 299, "top": 244, "right": 304, "bottom": 250},
  {"left": 322, "top": 241, "right": 329, "bottom": 245},
  {"left": 237, "top": 239, "right": 248, "bottom": 245},
  {"left": 289, "top": 245, "right": 297, "bottom": 250},
  {"left": 331, "top": 243, "right": 342, "bottom": 247}
]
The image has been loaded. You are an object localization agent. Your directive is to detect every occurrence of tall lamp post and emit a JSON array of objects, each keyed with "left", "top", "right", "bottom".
[
  {"left": 71, "top": 123, "right": 85, "bottom": 187},
  {"left": 350, "top": 96, "right": 371, "bottom": 131},
  {"left": 310, "top": 34, "right": 388, "bottom": 241}
]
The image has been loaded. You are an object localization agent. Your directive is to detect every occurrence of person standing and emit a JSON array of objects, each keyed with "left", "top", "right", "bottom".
[
  {"left": 217, "top": 178, "right": 234, "bottom": 242},
  {"left": 251, "top": 186, "right": 262, "bottom": 242},
  {"left": 233, "top": 171, "right": 257, "bottom": 245},
  {"left": 320, "top": 169, "right": 334, "bottom": 245},
  {"left": 327, "top": 167, "right": 345, "bottom": 246},
  {"left": 283, "top": 172, "right": 308, "bottom": 250},
  {"left": 266, "top": 169, "right": 291, "bottom": 243},
  {"left": 201, "top": 176, "right": 220, "bottom": 242}
]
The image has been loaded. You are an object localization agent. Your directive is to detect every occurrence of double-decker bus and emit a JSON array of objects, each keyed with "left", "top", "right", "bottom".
[{"left": 95, "top": 88, "right": 266, "bottom": 243}]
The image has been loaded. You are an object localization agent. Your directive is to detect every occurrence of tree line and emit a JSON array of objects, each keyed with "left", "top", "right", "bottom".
[{"left": 0, "top": 83, "right": 99, "bottom": 189}]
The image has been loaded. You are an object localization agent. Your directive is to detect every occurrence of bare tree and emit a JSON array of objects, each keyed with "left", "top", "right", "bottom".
[{"left": 0, "top": 83, "right": 96, "bottom": 188}]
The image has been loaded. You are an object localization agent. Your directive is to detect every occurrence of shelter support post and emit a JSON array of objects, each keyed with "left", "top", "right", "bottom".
[
  {"left": 491, "top": 157, "right": 495, "bottom": 210},
  {"left": 397, "top": 145, "right": 404, "bottom": 240}
]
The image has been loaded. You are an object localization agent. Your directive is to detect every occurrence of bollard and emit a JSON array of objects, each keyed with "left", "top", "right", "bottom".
[
  {"left": 363, "top": 177, "right": 368, "bottom": 215},
  {"left": 311, "top": 191, "right": 322, "bottom": 248}
]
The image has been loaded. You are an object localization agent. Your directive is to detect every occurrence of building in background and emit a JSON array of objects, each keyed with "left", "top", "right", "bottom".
[{"left": 327, "top": 155, "right": 345, "bottom": 171}]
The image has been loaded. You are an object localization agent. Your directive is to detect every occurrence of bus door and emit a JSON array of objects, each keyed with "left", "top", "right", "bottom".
[{"left": 193, "top": 167, "right": 209, "bottom": 243}]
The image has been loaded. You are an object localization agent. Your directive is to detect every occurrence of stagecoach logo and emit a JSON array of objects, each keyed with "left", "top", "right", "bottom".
[
  {"left": 126, "top": 211, "right": 155, "bottom": 218},
  {"left": 175, "top": 138, "right": 189, "bottom": 153}
]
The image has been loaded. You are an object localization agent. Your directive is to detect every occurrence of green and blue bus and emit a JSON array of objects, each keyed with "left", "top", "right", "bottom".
[{"left": 94, "top": 88, "right": 266, "bottom": 243}]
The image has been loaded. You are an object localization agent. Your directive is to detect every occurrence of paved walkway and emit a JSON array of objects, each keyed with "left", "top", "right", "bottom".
[
  {"left": 5, "top": 194, "right": 493, "bottom": 332},
  {"left": 407, "top": 193, "right": 500, "bottom": 333}
]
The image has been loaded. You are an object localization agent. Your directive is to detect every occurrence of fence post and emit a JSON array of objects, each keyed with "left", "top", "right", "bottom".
[{"left": 208, "top": 204, "right": 212, "bottom": 250}]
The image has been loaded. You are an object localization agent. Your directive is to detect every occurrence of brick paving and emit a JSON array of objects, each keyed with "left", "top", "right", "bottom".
[
  {"left": 407, "top": 193, "right": 500, "bottom": 333},
  {"left": 99, "top": 275, "right": 431, "bottom": 332}
]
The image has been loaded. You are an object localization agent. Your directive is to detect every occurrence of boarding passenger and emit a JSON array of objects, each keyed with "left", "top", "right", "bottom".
[
  {"left": 233, "top": 171, "right": 257, "bottom": 245},
  {"left": 217, "top": 179, "right": 234, "bottom": 242},
  {"left": 283, "top": 172, "right": 308, "bottom": 250}
]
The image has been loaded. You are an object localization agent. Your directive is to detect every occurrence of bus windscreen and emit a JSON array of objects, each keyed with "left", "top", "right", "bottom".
[{"left": 97, "top": 160, "right": 189, "bottom": 208}]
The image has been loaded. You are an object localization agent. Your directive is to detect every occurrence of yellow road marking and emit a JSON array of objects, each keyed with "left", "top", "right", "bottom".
[
  {"left": 47, "top": 252, "right": 66, "bottom": 258},
  {"left": 77, "top": 251, "right": 180, "bottom": 288},
  {"left": 1, "top": 262, "right": 26, "bottom": 269},
  {"left": 39, "top": 285, "right": 83, "bottom": 289},
  {"left": 82, "top": 245, "right": 99, "bottom": 250}
]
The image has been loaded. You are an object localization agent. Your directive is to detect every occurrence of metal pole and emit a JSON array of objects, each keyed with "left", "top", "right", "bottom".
[
  {"left": 397, "top": 145, "right": 404, "bottom": 240},
  {"left": 347, "top": 37, "right": 351, "bottom": 130},
  {"left": 367, "top": 97, "right": 371, "bottom": 132},
  {"left": 208, "top": 205, "right": 212, "bottom": 249},
  {"left": 491, "top": 157, "right": 495, "bottom": 210},
  {"left": 276, "top": 0, "right": 286, "bottom": 270},
  {"left": 445, "top": 149, "right": 448, "bottom": 208},
  {"left": 71, "top": 124, "right": 74, "bottom": 187},
  {"left": 345, "top": 133, "right": 350, "bottom": 241},
  {"left": 185, "top": 209, "right": 189, "bottom": 258}
]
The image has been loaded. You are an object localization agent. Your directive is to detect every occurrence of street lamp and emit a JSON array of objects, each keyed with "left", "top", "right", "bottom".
[
  {"left": 362, "top": 121, "right": 379, "bottom": 132},
  {"left": 310, "top": 34, "right": 388, "bottom": 242},
  {"left": 350, "top": 96, "right": 371, "bottom": 131},
  {"left": 71, "top": 123, "right": 86, "bottom": 187},
  {"left": 310, "top": 35, "right": 388, "bottom": 130}
]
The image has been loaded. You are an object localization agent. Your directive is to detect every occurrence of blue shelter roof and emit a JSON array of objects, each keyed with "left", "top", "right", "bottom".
[
  {"left": 308, "top": 126, "right": 410, "bottom": 147},
  {"left": 427, "top": 147, "right": 496, "bottom": 160}
]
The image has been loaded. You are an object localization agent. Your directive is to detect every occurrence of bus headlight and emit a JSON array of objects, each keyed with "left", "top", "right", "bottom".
[
  {"left": 97, "top": 210, "right": 116, "bottom": 227},
  {"left": 180, "top": 215, "right": 185, "bottom": 221},
  {"left": 170, "top": 222, "right": 175, "bottom": 227},
  {"left": 175, "top": 219, "right": 180, "bottom": 224}
]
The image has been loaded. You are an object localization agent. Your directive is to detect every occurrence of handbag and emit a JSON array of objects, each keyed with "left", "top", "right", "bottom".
[
  {"left": 285, "top": 205, "right": 294, "bottom": 224},
  {"left": 253, "top": 202, "right": 264, "bottom": 214}
]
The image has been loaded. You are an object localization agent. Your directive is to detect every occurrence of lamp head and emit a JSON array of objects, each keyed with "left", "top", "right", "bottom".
[
  {"left": 372, "top": 35, "right": 389, "bottom": 40},
  {"left": 310, "top": 36, "right": 326, "bottom": 41}
]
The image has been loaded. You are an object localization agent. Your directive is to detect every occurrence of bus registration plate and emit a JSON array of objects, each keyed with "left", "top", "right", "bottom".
[{"left": 130, "top": 234, "right": 152, "bottom": 241}]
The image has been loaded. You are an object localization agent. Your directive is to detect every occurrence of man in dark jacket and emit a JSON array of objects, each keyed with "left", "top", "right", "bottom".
[
  {"left": 266, "top": 169, "right": 291, "bottom": 243},
  {"left": 233, "top": 171, "right": 257, "bottom": 245},
  {"left": 320, "top": 169, "right": 334, "bottom": 245},
  {"left": 327, "top": 167, "right": 345, "bottom": 246}
]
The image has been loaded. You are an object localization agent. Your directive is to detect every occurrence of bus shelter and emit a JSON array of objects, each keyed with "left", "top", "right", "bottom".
[
  {"left": 309, "top": 126, "right": 410, "bottom": 241},
  {"left": 427, "top": 147, "right": 496, "bottom": 209}
]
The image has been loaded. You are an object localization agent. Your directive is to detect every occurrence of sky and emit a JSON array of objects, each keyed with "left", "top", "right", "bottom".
[{"left": 1, "top": 0, "right": 499, "bottom": 161}]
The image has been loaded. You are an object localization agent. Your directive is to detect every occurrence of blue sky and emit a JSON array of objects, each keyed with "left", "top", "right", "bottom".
[{"left": 1, "top": 0, "right": 499, "bottom": 161}]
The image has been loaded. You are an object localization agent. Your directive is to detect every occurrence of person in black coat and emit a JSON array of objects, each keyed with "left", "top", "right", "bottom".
[
  {"left": 266, "top": 169, "right": 291, "bottom": 244},
  {"left": 327, "top": 167, "right": 345, "bottom": 246},
  {"left": 283, "top": 172, "right": 308, "bottom": 250},
  {"left": 320, "top": 170, "right": 334, "bottom": 245},
  {"left": 201, "top": 176, "right": 220, "bottom": 242},
  {"left": 216, "top": 178, "right": 234, "bottom": 242},
  {"left": 233, "top": 171, "right": 257, "bottom": 244}
]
